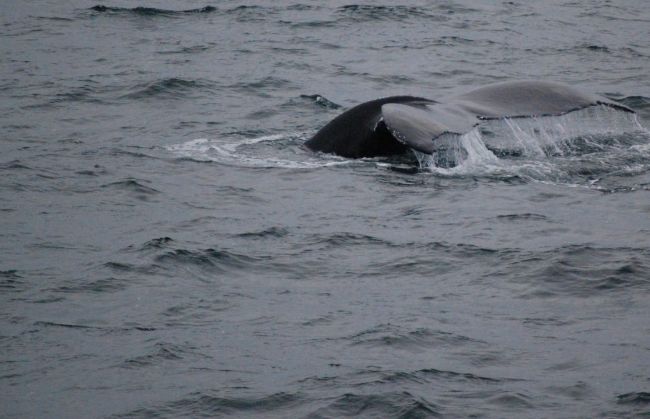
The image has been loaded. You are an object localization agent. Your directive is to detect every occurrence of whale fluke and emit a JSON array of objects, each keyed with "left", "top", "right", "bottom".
[
  {"left": 305, "top": 81, "right": 634, "bottom": 158},
  {"left": 305, "top": 96, "right": 435, "bottom": 158}
]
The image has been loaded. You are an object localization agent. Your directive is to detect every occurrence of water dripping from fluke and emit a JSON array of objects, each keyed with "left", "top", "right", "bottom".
[{"left": 413, "top": 106, "right": 650, "bottom": 188}]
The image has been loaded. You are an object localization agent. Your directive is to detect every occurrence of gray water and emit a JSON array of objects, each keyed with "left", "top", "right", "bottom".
[{"left": 2, "top": 1, "right": 650, "bottom": 418}]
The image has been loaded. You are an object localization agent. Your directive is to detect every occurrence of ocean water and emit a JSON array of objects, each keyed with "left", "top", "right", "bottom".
[{"left": 1, "top": 1, "right": 650, "bottom": 418}]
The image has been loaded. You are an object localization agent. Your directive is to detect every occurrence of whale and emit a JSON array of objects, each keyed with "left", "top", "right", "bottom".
[{"left": 305, "top": 81, "right": 634, "bottom": 158}]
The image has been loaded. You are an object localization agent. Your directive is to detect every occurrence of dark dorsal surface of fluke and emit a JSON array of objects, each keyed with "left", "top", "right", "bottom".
[
  {"left": 305, "top": 96, "right": 435, "bottom": 158},
  {"left": 305, "top": 81, "right": 635, "bottom": 157}
]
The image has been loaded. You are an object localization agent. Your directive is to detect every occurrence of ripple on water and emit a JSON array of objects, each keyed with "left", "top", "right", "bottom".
[
  {"left": 52, "top": 276, "right": 131, "bottom": 294},
  {"left": 237, "top": 227, "right": 289, "bottom": 239},
  {"left": 120, "top": 78, "right": 218, "bottom": 101},
  {"left": 121, "top": 342, "right": 197, "bottom": 368},
  {"left": 337, "top": 4, "right": 446, "bottom": 23},
  {"left": 138, "top": 237, "right": 174, "bottom": 250},
  {"left": 611, "top": 392, "right": 650, "bottom": 417},
  {"left": 0, "top": 160, "right": 32, "bottom": 170},
  {"left": 89, "top": 5, "right": 217, "bottom": 16},
  {"left": 103, "top": 239, "right": 269, "bottom": 286},
  {"left": 617, "top": 392, "right": 650, "bottom": 405},
  {"left": 511, "top": 246, "right": 650, "bottom": 298},
  {"left": 154, "top": 247, "right": 265, "bottom": 275},
  {"left": 348, "top": 323, "right": 487, "bottom": 352},
  {"left": 300, "top": 94, "right": 341, "bottom": 109},
  {"left": 101, "top": 179, "right": 159, "bottom": 194},
  {"left": 0, "top": 270, "right": 25, "bottom": 293},
  {"left": 33, "top": 321, "right": 155, "bottom": 333},
  {"left": 311, "top": 391, "right": 441, "bottom": 418},
  {"left": 100, "top": 178, "right": 161, "bottom": 201},
  {"left": 119, "top": 392, "right": 301, "bottom": 418}
]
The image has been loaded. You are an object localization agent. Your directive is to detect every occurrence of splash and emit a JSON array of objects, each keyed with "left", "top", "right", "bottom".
[
  {"left": 165, "top": 133, "right": 352, "bottom": 169},
  {"left": 414, "top": 105, "right": 650, "bottom": 187},
  {"left": 413, "top": 129, "right": 499, "bottom": 175}
]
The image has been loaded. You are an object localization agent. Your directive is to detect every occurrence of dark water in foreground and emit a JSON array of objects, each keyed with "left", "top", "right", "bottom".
[{"left": 2, "top": 1, "right": 650, "bottom": 417}]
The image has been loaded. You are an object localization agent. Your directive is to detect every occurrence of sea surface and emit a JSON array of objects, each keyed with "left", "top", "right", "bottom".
[{"left": 1, "top": 1, "right": 650, "bottom": 418}]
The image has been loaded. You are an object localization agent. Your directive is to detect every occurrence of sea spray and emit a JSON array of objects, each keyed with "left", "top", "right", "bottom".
[{"left": 415, "top": 106, "right": 647, "bottom": 176}]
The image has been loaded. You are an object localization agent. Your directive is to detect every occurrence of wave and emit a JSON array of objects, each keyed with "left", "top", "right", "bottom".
[
  {"left": 33, "top": 321, "right": 155, "bottom": 332},
  {"left": 87, "top": 244, "right": 267, "bottom": 292},
  {"left": 153, "top": 247, "right": 266, "bottom": 276},
  {"left": 338, "top": 5, "right": 444, "bottom": 22},
  {"left": 89, "top": 5, "right": 216, "bottom": 16},
  {"left": 0, "top": 270, "right": 25, "bottom": 292},
  {"left": 611, "top": 95, "right": 650, "bottom": 120},
  {"left": 305, "top": 232, "right": 393, "bottom": 248},
  {"left": 88, "top": 4, "right": 282, "bottom": 23},
  {"left": 300, "top": 94, "right": 341, "bottom": 109},
  {"left": 222, "top": 5, "right": 273, "bottom": 22},
  {"left": 311, "top": 391, "right": 441, "bottom": 418},
  {"left": 26, "top": 77, "right": 220, "bottom": 107},
  {"left": 120, "top": 392, "right": 301, "bottom": 417},
  {"left": 49, "top": 85, "right": 108, "bottom": 105},
  {"left": 121, "top": 342, "right": 193, "bottom": 368},
  {"left": 139, "top": 237, "right": 174, "bottom": 250},
  {"left": 298, "top": 367, "right": 511, "bottom": 388},
  {"left": 617, "top": 392, "right": 650, "bottom": 404},
  {"left": 103, "top": 261, "right": 161, "bottom": 276},
  {"left": 509, "top": 245, "right": 650, "bottom": 298},
  {"left": 101, "top": 178, "right": 160, "bottom": 196},
  {"left": 157, "top": 44, "right": 213, "bottom": 55},
  {"left": 0, "top": 160, "right": 32, "bottom": 170},
  {"left": 120, "top": 78, "right": 216, "bottom": 100},
  {"left": 53, "top": 277, "right": 131, "bottom": 294},
  {"left": 237, "top": 227, "right": 289, "bottom": 239},
  {"left": 348, "top": 323, "right": 486, "bottom": 351}
]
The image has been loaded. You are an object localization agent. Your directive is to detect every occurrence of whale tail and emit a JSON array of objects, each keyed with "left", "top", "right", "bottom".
[
  {"left": 304, "top": 96, "right": 435, "bottom": 158},
  {"left": 306, "top": 81, "right": 634, "bottom": 158}
]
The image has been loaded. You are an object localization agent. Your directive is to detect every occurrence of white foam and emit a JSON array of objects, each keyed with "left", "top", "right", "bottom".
[
  {"left": 631, "top": 143, "right": 650, "bottom": 152},
  {"left": 414, "top": 105, "right": 650, "bottom": 186},
  {"left": 165, "top": 133, "right": 353, "bottom": 169},
  {"left": 413, "top": 129, "right": 501, "bottom": 175}
]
